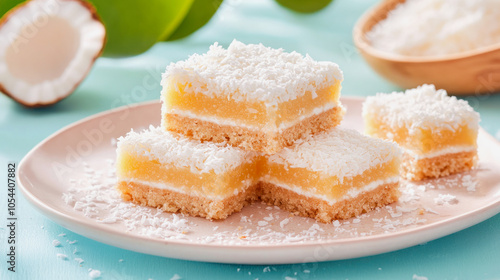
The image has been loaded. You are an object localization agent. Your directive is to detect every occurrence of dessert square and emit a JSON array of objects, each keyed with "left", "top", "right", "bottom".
[
  {"left": 261, "top": 128, "right": 401, "bottom": 223},
  {"left": 161, "top": 40, "right": 344, "bottom": 154},
  {"left": 116, "top": 126, "right": 260, "bottom": 220},
  {"left": 363, "top": 84, "right": 480, "bottom": 181},
  {"left": 116, "top": 126, "right": 400, "bottom": 223}
]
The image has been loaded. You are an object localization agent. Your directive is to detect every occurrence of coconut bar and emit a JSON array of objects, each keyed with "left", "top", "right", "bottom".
[
  {"left": 362, "top": 84, "right": 479, "bottom": 181},
  {"left": 161, "top": 40, "right": 344, "bottom": 154},
  {"left": 261, "top": 128, "right": 401, "bottom": 223},
  {"left": 116, "top": 126, "right": 260, "bottom": 220}
]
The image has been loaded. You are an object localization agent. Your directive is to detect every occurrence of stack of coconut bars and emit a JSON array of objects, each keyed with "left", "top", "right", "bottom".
[{"left": 116, "top": 40, "right": 401, "bottom": 223}]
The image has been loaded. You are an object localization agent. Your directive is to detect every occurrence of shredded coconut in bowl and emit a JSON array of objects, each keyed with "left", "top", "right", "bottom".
[{"left": 366, "top": 0, "right": 500, "bottom": 57}]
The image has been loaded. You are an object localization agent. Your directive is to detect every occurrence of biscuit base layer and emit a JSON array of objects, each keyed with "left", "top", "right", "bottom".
[
  {"left": 117, "top": 181, "right": 260, "bottom": 220},
  {"left": 258, "top": 182, "right": 400, "bottom": 223},
  {"left": 164, "top": 106, "right": 344, "bottom": 154},
  {"left": 117, "top": 180, "right": 399, "bottom": 223},
  {"left": 401, "top": 151, "right": 477, "bottom": 181}
]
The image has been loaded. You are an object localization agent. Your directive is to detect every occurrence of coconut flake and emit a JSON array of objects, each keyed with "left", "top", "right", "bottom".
[
  {"left": 413, "top": 274, "right": 429, "bottom": 280},
  {"left": 434, "top": 194, "right": 458, "bottom": 205},
  {"left": 280, "top": 218, "right": 290, "bottom": 229},
  {"left": 170, "top": 274, "right": 182, "bottom": 280},
  {"left": 88, "top": 269, "right": 101, "bottom": 279},
  {"left": 258, "top": 221, "right": 268, "bottom": 227}
]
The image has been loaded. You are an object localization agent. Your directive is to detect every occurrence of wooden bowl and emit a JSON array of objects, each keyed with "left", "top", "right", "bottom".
[{"left": 353, "top": 0, "right": 500, "bottom": 95}]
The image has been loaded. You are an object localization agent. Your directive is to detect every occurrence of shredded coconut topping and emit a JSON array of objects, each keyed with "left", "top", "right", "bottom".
[
  {"left": 161, "top": 40, "right": 343, "bottom": 106},
  {"left": 363, "top": 84, "right": 480, "bottom": 133},
  {"left": 268, "top": 128, "right": 400, "bottom": 180},
  {"left": 117, "top": 125, "right": 256, "bottom": 174}
]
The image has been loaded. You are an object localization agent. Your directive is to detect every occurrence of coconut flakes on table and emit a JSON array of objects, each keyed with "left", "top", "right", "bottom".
[
  {"left": 412, "top": 274, "right": 428, "bottom": 280},
  {"left": 169, "top": 274, "right": 182, "bottom": 280},
  {"left": 88, "top": 269, "right": 101, "bottom": 279},
  {"left": 57, "top": 253, "right": 68, "bottom": 260},
  {"left": 52, "top": 240, "right": 61, "bottom": 247}
]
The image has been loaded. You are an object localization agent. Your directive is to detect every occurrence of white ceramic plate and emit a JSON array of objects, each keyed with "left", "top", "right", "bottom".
[{"left": 18, "top": 97, "right": 500, "bottom": 264}]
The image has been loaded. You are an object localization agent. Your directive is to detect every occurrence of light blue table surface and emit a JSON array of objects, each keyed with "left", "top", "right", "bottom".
[{"left": 1, "top": 0, "right": 500, "bottom": 279}]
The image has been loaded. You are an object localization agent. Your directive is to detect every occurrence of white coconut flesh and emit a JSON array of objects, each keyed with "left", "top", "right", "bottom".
[{"left": 0, "top": 0, "right": 105, "bottom": 106}]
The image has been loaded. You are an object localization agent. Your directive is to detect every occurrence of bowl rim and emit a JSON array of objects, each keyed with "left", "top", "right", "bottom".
[{"left": 353, "top": 0, "right": 500, "bottom": 63}]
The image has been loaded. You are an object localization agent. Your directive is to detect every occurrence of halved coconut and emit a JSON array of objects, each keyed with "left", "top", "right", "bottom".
[{"left": 0, "top": 0, "right": 105, "bottom": 107}]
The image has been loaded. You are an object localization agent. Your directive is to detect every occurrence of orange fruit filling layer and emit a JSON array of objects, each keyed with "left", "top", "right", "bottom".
[
  {"left": 365, "top": 118, "right": 477, "bottom": 154},
  {"left": 264, "top": 158, "right": 399, "bottom": 201},
  {"left": 117, "top": 148, "right": 398, "bottom": 202},
  {"left": 117, "top": 151, "right": 260, "bottom": 198},
  {"left": 162, "top": 80, "right": 341, "bottom": 128}
]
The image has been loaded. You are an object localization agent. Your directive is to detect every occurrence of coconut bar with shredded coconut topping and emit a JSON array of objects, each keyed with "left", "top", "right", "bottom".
[
  {"left": 116, "top": 126, "right": 261, "bottom": 220},
  {"left": 161, "top": 40, "right": 344, "bottom": 154},
  {"left": 262, "top": 127, "right": 401, "bottom": 223},
  {"left": 116, "top": 126, "right": 401, "bottom": 223},
  {"left": 363, "top": 84, "right": 479, "bottom": 181}
]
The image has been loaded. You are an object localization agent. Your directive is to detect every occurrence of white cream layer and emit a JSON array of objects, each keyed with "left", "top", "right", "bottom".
[
  {"left": 405, "top": 145, "right": 476, "bottom": 160},
  {"left": 165, "top": 102, "right": 339, "bottom": 133},
  {"left": 120, "top": 175, "right": 399, "bottom": 205},
  {"left": 119, "top": 178, "right": 256, "bottom": 200},
  {"left": 261, "top": 176, "right": 399, "bottom": 206}
]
